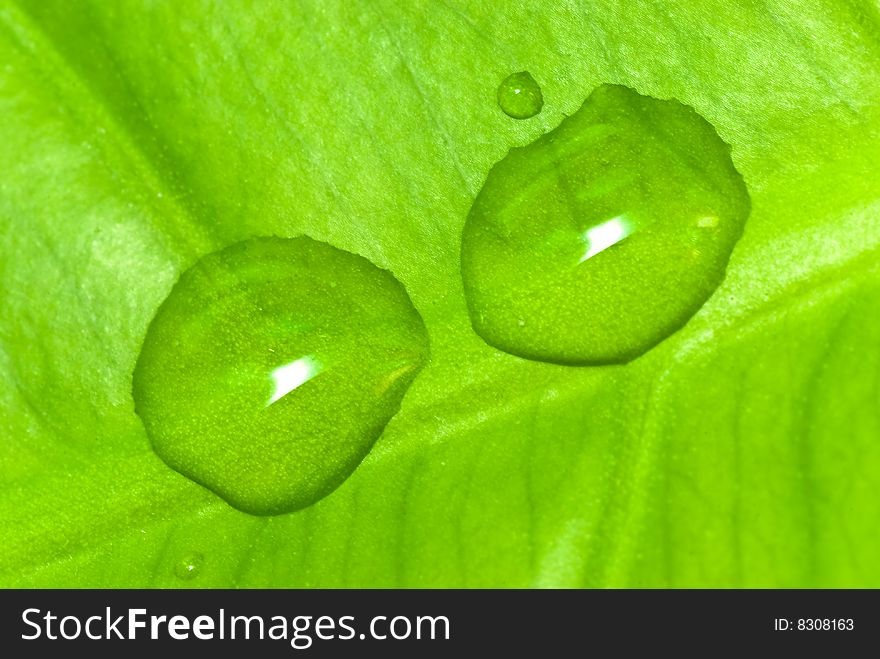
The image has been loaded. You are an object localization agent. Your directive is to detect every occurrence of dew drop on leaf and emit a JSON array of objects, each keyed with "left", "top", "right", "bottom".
[
  {"left": 174, "top": 551, "right": 204, "bottom": 580},
  {"left": 132, "top": 236, "right": 430, "bottom": 515},
  {"left": 462, "top": 83, "right": 751, "bottom": 364},
  {"left": 497, "top": 71, "right": 544, "bottom": 119}
]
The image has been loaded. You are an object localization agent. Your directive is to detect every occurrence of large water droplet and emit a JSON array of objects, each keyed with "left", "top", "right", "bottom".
[
  {"left": 133, "top": 236, "right": 430, "bottom": 515},
  {"left": 462, "top": 84, "right": 751, "bottom": 364},
  {"left": 497, "top": 71, "right": 544, "bottom": 119}
]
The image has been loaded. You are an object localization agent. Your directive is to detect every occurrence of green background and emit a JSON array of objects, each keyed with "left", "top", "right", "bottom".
[{"left": 1, "top": 0, "right": 878, "bottom": 587}]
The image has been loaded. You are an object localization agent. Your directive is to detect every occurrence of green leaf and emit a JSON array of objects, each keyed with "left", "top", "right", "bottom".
[{"left": 1, "top": 0, "right": 878, "bottom": 587}]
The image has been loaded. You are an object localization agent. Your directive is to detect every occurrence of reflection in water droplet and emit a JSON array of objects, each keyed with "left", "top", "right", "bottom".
[
  {"left": 175, "top": 552, "right": 203, "bottom": 580},
  {"left": 267, "top": 356, "right": 322, "bottom": 406},
  {"left": 497, "top": 71, "right": 544, "bottom": 119},
  {"left": 133, "top": 237, "right": 430, "bottom": 515},
  {"left": 579, "top": 215, "right": 636, "bottom": 262},
  {"left": 697, "top": 215, "right": 720, "bottom": 229},
  {"left": 462, "top": 83, "right": 751, "bottom": 364}
]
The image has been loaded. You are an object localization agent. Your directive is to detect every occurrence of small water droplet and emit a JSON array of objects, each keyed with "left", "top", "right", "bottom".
[
  {"left": 133, "top": 237, "right": 430, "bottom": 515},
  {"left": 497, "top": 71, "right": 544, "bottom": 119},
  {"left": 174, "top": 552, "right": 203, "bottom": 580},
  {"left": 461, "top": 84, "right": 751, "bottom": 364}
]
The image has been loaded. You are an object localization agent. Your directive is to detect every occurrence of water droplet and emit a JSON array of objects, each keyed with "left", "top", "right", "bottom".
[
  {"left": 497, "top": 71, "right": 544, "bottom": 119},
  {"left": 461, "top": 84, "right": 751, "bottom": 364},
  {"left": 133, "top": 237, "right": 430, "bottom": 515},
  {"left": 174, "top": 551, "right": 203, "bottom": 580}
]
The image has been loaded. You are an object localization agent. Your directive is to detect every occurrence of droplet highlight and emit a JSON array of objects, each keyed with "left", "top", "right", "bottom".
[
  {"left": 267, "top": 356, "right": 322, "bottom": 406},
  {"left": 461, "top": 83, "right": 751, "bottom": 364},
  {"left": 133, "top": 236, "right": 430, "bottom": 515},
  {"left": 497, "top": 71, "right": 544, "bottom": 119}
]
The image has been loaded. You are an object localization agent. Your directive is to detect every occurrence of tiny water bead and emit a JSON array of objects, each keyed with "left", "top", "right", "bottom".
[
  {"left": 133, "top": 236, "right": 430, "bottom": 515},
  {"left": 174, "top": 552, "right": 204, "bottom": 580},
  {"left": 497, "top": 71, "right": 544, "bottom": 119},
  {"left": 461, "top": 83, "right": 751, "bottom": 364}
]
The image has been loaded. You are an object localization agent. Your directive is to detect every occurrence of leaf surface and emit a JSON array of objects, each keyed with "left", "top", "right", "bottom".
[{"left": 1, "top": 0, "right": 878, "bottom": 587}]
